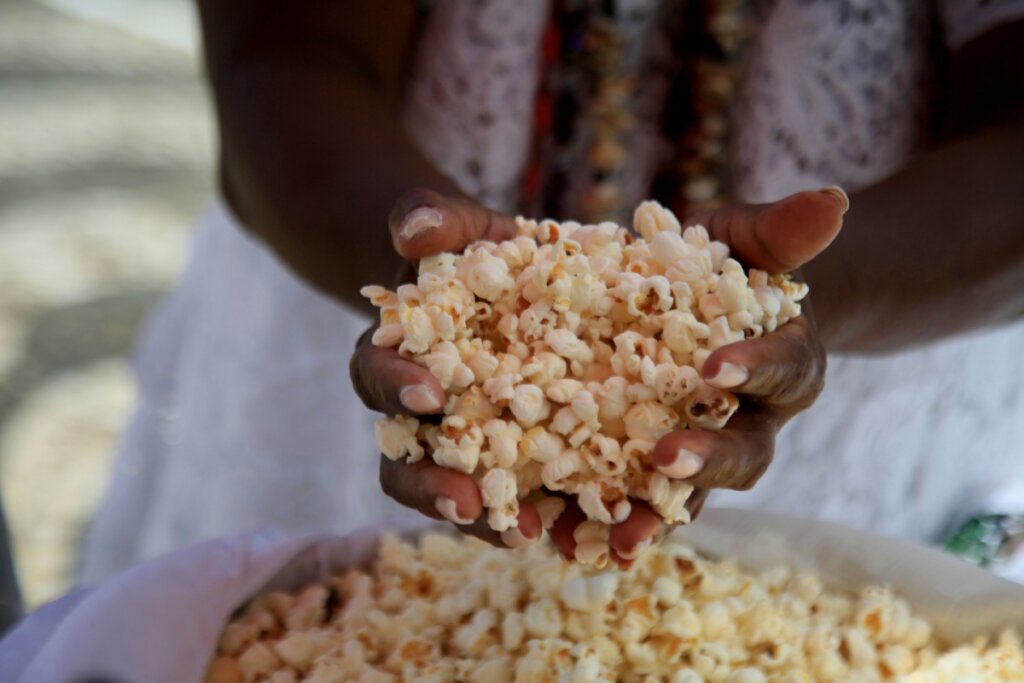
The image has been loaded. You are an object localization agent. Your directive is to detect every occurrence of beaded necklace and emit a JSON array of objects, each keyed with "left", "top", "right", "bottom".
[{"left": 520, "top": 0, "right": 755, "bottom": 225}]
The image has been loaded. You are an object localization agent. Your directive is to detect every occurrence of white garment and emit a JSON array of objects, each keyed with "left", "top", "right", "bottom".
[
  {"left": 79, "top": 207, "right": 420, "bottom": 582},
  {"left": 80, "top": 0, "right": 1024, "bottom": 581},
  {"left": 15, "top": 514, "right": 1024, "bottom": 682}
]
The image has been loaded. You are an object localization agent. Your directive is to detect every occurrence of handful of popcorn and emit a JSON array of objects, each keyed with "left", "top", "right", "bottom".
[
  {"left": 208, "top": 532, "right": 1024, "bottom": 683},
  {"left": 365, "top": 201, "right": 808, "bottom": 565}
]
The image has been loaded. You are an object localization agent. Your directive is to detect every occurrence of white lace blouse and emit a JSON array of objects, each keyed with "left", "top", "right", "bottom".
[{"left": 405, "top": 0, "right": 1024, "bottom": 210}]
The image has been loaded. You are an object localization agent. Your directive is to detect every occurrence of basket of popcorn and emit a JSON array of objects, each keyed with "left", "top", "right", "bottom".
[
  {"left": 201, "top": 512, "right": 1024, "bottom": 683},
  {"left": 366, "top": 201, "right": 808, "bottom": 566},
  {"left": 5, "top": 515, "right": 1024, "bottom": 682}
]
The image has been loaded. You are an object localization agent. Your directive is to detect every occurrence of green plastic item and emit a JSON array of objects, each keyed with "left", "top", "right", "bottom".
[{"left": 945, "top": 514, "right": 1024, "bottom": 569}]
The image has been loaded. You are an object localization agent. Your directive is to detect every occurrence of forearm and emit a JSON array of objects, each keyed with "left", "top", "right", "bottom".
[
  {"left": 214, "top": 64, "right": 463, "bottom": 314},
  {"left": 805, "top": 20, "right": 1024, "bottom": 354},
  {"left": 198, "top": 1, "right": 459, "bottom": 314},
  {"left": 805, "top": 119, "right": 1024, "bottom": 353}
]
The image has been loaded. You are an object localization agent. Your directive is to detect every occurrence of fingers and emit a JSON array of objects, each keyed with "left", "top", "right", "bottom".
[
  {"left": 380, "top": 456, "right": 544, "bottom": 548},
  {"left": 350, "top": 329, "right": 445, "bottom": 415},
  {"left": 388, "top": 188, "right": 518, "bottom": 261},
  {"left": 498, "top": 503, "right": 543, "bottom": 549},
  {"left": 549, "top": 498, "right": 670, "bottom": 566},
  {"left": 687, "top": 188, "right": 846, "bottom": 273},
  {"left": 466, "top": 503, "right": 543, "bottom": 549},
  {"left": 651, "top": 410, "right": 775, "bottom": 490},
  {"left": 380, "top": 455, "right": 483, "bottom": 523},
  {"left": 609, "top": 501, "right": 665, "bottom": 560},
  {"left": 549, "top": 499, "right": 587, "bottom": 561},
  {"left": 360, "top": 189, "right": 515, "bottom": 413},
  {"left": 702, "top": 315, "right": 826, "bottom": 408}
]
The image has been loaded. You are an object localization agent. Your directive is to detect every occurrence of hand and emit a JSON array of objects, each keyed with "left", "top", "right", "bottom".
[
  {"left": 353, "top": 187, "right": 845, "bottom": 562},
  {"left": 351, "top": 189, "right": 546, "bottom": 548},
  {"left": 353, "top": 191, "right": 694, "bottom": 558},
  {"left": 557, "top": 188, "right": 844, "bottom": 564}
]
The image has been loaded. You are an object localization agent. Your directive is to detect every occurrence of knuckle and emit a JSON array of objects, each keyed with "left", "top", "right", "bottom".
[
  {"left": 380, "top": 459, "right": 430, "bottom": 513},
  {"left": 378, "top": 458, "right": 399, "bottom": 497},
  {"left": 736, "top": 466, "right": 765, "bottom": 491},
  {"left": 726, "top": 453, "right": 747, "bottom": 487},
  {"left": 768, "top": 325, "right": 824, "bottom": 407},
  {"left": 355, "top": 323, "right": 377, "bottom": 349},
  {"left": 706, "top": 451, "right": 745, "bottom": 490},
  {"left": 734, "top": 434, "right": 773, "bottom": 491},
  {"left": 733, "top": 474, "right": 758, "bottom": 491},
  {"left": 479, "top": 207, "right": 495, "bottom": 239},
  {"left": 349, "top": 326, "right": 377, "bottom": 396},
  {"left": 349, "top": 352, "right": 380, "bottom": 411}
]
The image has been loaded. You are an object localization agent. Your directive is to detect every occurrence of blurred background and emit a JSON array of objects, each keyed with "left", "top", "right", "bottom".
[{"left": 0, "top": 0, "right": 212, "bottom": 607}]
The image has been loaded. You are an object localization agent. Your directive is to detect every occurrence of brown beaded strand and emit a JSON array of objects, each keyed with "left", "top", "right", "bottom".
[{"left": 522, "top": 1, "right": 755, "bottom": 225}]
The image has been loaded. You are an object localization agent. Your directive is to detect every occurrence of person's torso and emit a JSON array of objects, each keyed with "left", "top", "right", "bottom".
[{"left": 402, "top": 0, "right": 945, "bottom": 215}]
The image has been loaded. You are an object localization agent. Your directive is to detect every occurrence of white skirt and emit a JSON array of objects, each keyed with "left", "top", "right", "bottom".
[{"left": 78, "top": 200, "right": 1024, "bottom": 582}]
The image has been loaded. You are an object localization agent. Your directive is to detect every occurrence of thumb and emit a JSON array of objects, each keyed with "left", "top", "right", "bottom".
[
  {"left": 389, "top": 188, "right": 518, "bottom": 261},
  {"left": 687, "top": 188, "right": 848, "bottom": 273}
]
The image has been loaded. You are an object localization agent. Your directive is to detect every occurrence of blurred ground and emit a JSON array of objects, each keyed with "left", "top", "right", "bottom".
[{"left": 0, "top": 0, "right": 213, "bottom": 606}]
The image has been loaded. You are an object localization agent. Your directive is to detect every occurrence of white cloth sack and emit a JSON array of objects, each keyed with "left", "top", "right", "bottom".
[{"left": 7, "top": 509, "right": 1024, "bottom": 683}]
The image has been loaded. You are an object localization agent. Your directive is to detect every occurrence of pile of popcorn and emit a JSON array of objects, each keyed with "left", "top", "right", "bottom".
[
  {"left": 207, "top": 532, "right": 1024, "bottom": 683},
  {"left": 366, "top": 201, "right": 808, "bottom": 564}
]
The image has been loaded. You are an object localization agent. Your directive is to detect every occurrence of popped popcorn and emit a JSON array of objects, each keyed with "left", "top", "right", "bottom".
[
  {"left": 573, "top": 520, "right": 612, "bottom": 569},
  {"left": 365, "top": 201, "right": 811, "bottom": 562},
  {"left": 209, "top": 532, "right": 1024, "bottom": 683},
  {"left": 534, "top": 495, "right": 567, "bottom": 530},
  {"left": 480, "top": 467, "right": 519, "bottom": 532}
]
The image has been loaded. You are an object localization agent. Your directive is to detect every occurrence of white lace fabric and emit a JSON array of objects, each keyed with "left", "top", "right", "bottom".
[{"left": 402, "top": 0, "right": 550, "bottom": 213}]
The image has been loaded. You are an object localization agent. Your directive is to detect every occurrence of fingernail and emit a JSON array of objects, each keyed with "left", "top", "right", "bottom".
[
  {"left": 501, "top": 526, "right": 537, "bottom": 548},
  {"left": 820, "top": 186, "right": 849, "bottom": 214},
  {"left": 435, "top": 497, "right": 475, "bottom": 525},
  {"left": 658, "top": 448, "right": 704, "bottom": 479},
  {"left": 400, "top": 384, "right": 443, "bottom": 413},
  {"left": 706, "top": 361, "right": 749, "bottom": 389},
  {"left": 400, "top": 206, "right": 443, "bottom": 240},
  {"left": 619, "top": 538, "right": 652, "bottom": 560}
]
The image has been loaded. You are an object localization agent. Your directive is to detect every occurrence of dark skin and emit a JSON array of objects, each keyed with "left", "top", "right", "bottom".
[
  {"left": 351, "top": 188, "right": 840, "bottom": 561},
  {"left": 198, "top": 0, "right": 1024, "bottom": 561}
]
